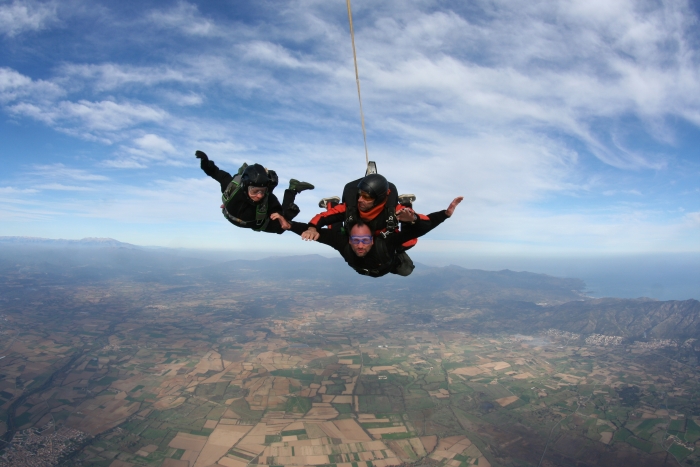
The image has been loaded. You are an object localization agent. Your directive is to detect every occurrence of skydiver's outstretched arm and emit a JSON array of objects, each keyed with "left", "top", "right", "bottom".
[
  {"left": 281, "top": 221, "right": 348, "bottom": 256},
  {"left": 391, "top": 197, "right": 463, "bottom": 245},
  {"left": 446, "top": 197, "right": 463, "bottom": 217},
  {"left": 307, "top": 203, "right": 347, "bottom": 229},
  {"left": 302, "top": 203, "right": 348, "bottom": 240},
  {"left": 196, "top": 150, "right": 234, "bottom": 193},
  {"left": 301, "top": 226, "right": 320, "bottom": 241},
  {"left": 395, "top": 197, "right": 463, "bottom": 223}
]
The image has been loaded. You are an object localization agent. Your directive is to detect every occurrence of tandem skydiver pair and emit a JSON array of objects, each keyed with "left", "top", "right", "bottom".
[{"left": 197, "top": 151, "right": 462, "bottom": 278}]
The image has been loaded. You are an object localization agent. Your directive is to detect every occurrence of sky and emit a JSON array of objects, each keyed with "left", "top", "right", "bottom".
[{"left": 1, "top": 0, "right": 699, "bottom": 257}]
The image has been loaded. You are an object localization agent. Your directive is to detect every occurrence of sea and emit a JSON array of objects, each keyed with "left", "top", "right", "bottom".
[{"left": 410, "top": 252, "right": 700, "bottom": 301}]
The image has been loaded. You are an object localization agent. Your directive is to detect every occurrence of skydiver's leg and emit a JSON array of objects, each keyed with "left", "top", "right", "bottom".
[
  {"left": 398, "top": 194, "right": 416, "bottom": 209},
  {"left": 282, "top": 189, "right": 300, "bottom": 221},
  {"left": 317, "top": 196, "right": 342, "bottom": 230},
  {"left": 391, "top": 251, "right": 415, "bottom": 276},
  {"left": 282, "top": 179, "right": 315, "bottom": 221},
  {"left": 318, "top": 197, "right": 340, "bottom": 209}
]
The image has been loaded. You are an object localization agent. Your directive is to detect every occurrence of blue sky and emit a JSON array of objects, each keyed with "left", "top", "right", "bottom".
[{"left": 1, "top": 0, "right": 699, "bottom": 255}]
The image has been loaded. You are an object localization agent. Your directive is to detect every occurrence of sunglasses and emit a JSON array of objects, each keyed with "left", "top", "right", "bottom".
[{"left": 349, "top": 235, "right": 372, "bottom": 245}]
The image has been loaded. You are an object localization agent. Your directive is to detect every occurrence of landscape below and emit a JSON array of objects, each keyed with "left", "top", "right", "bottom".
[{"left": 0, "top": 238, "right": 699, "bottom": 467}]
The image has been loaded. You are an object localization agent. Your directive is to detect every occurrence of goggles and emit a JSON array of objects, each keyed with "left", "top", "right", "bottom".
[
  {"left": 349, "top": 235, "right": 372, "bottom": 245},
  {"left": 358, "top": 191, "right": 374, "bottom": 201},
  {"left": 248, "top": 186, "right": 268, "bottom": 197}
]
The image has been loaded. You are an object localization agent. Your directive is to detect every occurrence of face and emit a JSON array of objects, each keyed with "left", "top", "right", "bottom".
[
  {"left": 349, "top": 224, "right": 373, "bottom": 257},
  {"left": 247, "top": 186, "right": 267, "bottom": 202},
  {"left": 357, "top": 191, "right": 375, "bottom": 212}
]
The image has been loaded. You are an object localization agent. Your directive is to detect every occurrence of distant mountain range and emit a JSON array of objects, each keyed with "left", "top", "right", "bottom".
[
  {"left": 0, "top": 236, "right": 136, "bottom": 248},
  {"left": 534, "top": 297, "right": 700, "bottom": 339},
  {"left": 461, "top": 296, "right": 700, "bottom": 340},
  {"left": 1, "top": 236, "right": 698, "bottom": 341}
]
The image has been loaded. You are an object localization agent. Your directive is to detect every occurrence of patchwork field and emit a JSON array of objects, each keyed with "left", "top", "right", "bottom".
[{"left": 0, "top": 267, "right": 698, "bottom": 467}]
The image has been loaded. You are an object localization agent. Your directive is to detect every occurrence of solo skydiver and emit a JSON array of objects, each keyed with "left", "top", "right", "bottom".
[
  {"left": 196, "top": 150, "right": 314, "bottom": 234},
  {"left": 301, "top": 173, "right": 422, "bottom": 275},
  {"left": 273, "top": 197, "right": 463, "bottom": 277}
]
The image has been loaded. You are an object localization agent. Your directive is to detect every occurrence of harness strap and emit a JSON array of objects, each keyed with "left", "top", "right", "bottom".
[
  {"left": 222, "top": 210, "right": 248, "bottom": 226},
  {"left": 254, "top": 196, "right": 270, "bottom": 227},
  {"left": 385, "top": 212, "right": 396, "bottom": 234},
  {"left": 222, "top": 206, "right": 270, "bottom": 231}
]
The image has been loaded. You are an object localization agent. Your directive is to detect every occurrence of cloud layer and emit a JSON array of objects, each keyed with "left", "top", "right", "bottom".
[
  {"left": 0, "top": 0, "right": 57, "bottom": 37},
  {"left": 0, "top": 0, "right": 698, "bottom": 253}
]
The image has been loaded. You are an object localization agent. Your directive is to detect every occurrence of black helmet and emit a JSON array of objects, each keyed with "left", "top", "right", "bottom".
[
  {"left": 357, "top": 174, "right": 389, "bottom": 204},
  {"left": 241, "top": 164, "right": 270, "bottom": 188}
]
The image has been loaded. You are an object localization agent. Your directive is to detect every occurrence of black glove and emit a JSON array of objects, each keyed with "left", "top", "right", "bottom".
[{"left": 195, "top": 150, "right": 208, "bottom": 162}]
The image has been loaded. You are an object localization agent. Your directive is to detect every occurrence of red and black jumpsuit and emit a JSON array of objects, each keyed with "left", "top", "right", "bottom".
[{"left": 308, "top": 199, "right": 430, "bottom": 250}]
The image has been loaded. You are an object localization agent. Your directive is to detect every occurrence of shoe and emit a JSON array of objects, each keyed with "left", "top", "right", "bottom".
[
  {"left": 318, "top": 196, "right": 340, "bottom": 209},
  {"left": 289, "top": 179, "right": 314, "bottom": 193},
  {"left": 398, "top": 194, "right": 416, "bottom": 207}
]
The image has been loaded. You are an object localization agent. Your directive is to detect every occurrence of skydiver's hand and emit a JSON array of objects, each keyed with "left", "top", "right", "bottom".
[
  {"left": 446, "top": 197, "right": 463, "bottom": 217},
  {"left": 195, "top": 150, "right": 208, "bottom": 161},
  {"left": 270, "top": 213, "right": 291, "bottom": 230},
  {"left": 301, "top": 226, "right": 320, "bottom": 241},
  {"left": 396, "top": 207, "right": 417, "bottom": 223}
]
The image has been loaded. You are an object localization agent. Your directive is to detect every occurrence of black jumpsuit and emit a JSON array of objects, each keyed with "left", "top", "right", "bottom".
[{"left": 201, "top": 159, "right": 300, "bottom": 234}]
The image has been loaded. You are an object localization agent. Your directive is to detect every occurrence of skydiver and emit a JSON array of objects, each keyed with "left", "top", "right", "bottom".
[
  {"left": 273, "top": 197, "right": 463, "bottom": 277},
  {"left": 196, "top": 150, "right": 314, "bottom": 234},
  {"left": 301, "top": 173, "right": 420, "bottom": 274}
]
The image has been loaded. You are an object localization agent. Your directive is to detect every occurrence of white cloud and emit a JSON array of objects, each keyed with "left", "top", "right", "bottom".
[
  {"left": 7, "top": 102, "right": 52, "bottom": 123},
  {"left": 0, "top": 67, "right": 62, "bottom": 103},
  {"left": 243, "top": 0, "right": 698, "bottom": 171},
  {"left": 109, "top": 134, "right": 182, "bottom": 168},
  {"left": 0, "top": 186, "right": 38, "bottom": 194},
  {"left": 41, "top": 183, "right": 95, "bottom": 191},
  {"left": 10, "top": 99, "right": 168, "bottom": 132},
  {"left": 58, "top": 100, "right": 168, "bottom": 131},
  {"left": 32, "top": 164, "right": 108, "bottom": 181},
  {"left": 146, "top": 1, "right": 220, "bottom": 37},
  {"left": 241, "top": 41, "right": 307, "bottom": 69},
  {"left": 161, "top": 90, "right": 204, "bottom": 106},
  {"left": 60, "top": 63, "right": 197, "bottom": 92},
  {"left": 134, "top": 134, "right": 176, "bottom": 154},
  {"left": 377, "top": 131, "right": 579, "bottom": 210},
  {"left": 0, "top": 67, "right": 32, "bottom": 90},
  {"left": 0, "top": 0, "right": 57, "bottom": 37},
  {"left": 3, "top": 1, "right": 699, "bottom": 173},
  {"left": 603, "top": 189, "right": 643, "bottom": 196},
  {"left": 101, "top": 159, "right": 148, "bottom": 169}
]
